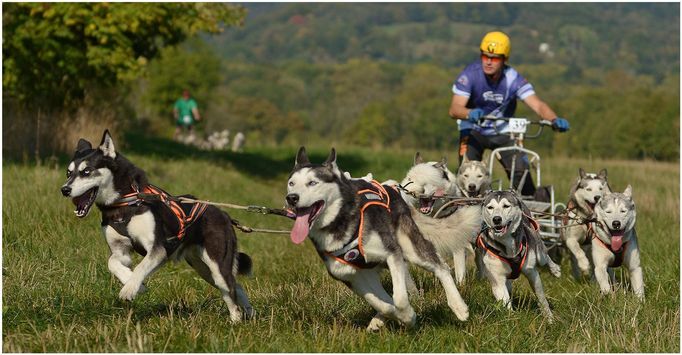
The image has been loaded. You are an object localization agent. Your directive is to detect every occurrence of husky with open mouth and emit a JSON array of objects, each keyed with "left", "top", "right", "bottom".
[
  {"left": 286, "top": 147, "right": 475, "bottom": 331},
  {"left": 398, "top": 152, "right": 483, "bottom": 285},
  {"left": 589, "top": 185, "right": 643, "bottom": 300},
  {"left": 562, "top": 168, "right": 611, "bottom": 279},
  {"left": 478, "top": 190, "right": 561, "bottom": 321},
  {"left": 60, "top": 130, "right": 253, "bottom": 322}
]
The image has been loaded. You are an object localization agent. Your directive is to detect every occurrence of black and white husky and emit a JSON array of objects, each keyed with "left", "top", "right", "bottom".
[
  {"left": 478, "top": 190, "right": 561, "bottom": 321},
  {"left": 286, "top": 147, "right": 475, "bottom": 331},
  {"left": 60, "top": 130, "right": 253, "bottom": 322},
  {"left": 589, "top": 185, "right": 644, "bottom": 300}
]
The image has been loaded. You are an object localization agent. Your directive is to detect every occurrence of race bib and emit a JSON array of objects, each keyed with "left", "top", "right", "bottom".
[
  {"left": 506, "top": 118, "right": 528, "bottom": 133},
  {"left": 182, "top": 115, "right": 192, "bottom": 124}
]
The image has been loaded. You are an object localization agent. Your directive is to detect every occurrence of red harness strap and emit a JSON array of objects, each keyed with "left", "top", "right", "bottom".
[
  {"left": 111, "top": 184, "right": 208, "bottom": 240},
  {"left": 326, "top": 180, "right": 392, "bottom": 269},
  {"left": 562, "top": 200, "right": 576, "bottom": 226},
  {"left": 477, "top": 233, "right": 528, "bottom": 280},
  {"left": 355, "top": 180, "right": 391, "bottom": 256},
  {"left": 591, "top": 226, "right": 629, "bottom": 268},
  {"left": 477, "top": 216, "right": 538, "bottom": 280}
]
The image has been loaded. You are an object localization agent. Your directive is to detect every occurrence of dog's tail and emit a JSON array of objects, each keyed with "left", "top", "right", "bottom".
[
  {"left": 410, "top": 205, "right": 481, "bottom": 257},
  {"left": 236, "top": 252, "right": 253, "bottom": 277}
]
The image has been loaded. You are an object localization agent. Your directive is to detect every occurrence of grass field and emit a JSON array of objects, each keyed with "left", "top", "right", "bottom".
[{"left": 3, "top": 138, "right": 679, "bottom": 352}]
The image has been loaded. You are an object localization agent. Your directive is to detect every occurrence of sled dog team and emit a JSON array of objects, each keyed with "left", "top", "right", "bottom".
[{"left": 61, "top": 131, "right": 643, "bottom": 330}]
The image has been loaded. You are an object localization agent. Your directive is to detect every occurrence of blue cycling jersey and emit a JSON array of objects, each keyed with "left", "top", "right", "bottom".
[{"left": 452, "top": 62, "right": 535, "bottom": 135}]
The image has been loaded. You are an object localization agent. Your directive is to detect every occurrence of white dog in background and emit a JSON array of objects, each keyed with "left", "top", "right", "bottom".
[{"left": 562, "top": 168, "right": 611, "bottom": 279}]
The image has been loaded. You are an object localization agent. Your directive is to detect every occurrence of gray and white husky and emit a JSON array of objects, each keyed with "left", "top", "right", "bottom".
[
  {"left": 478, "top": 190, "right": 561, "bottom": 321},
  {"left": 398, "top": 153, "right": 482, "bottom": 285},
  {"left": 455, "top": 156, "right": 491, "bottom": 198},
  {"left": 589, "top": 185, "right": 644, "bottom": 300},
  {"left": 562, "top": 168, "right": 611, "bottom": 279},
  {"left": 286, "top": 147, "right": 476, "bottom": 331},
  {"left": 60, "top": 130, "right": 253, "bottom": 322}
]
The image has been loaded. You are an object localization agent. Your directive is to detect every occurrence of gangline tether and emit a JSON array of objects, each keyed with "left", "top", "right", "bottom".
[
  {"left": 172, "top": 193, "right": 593, "bottom": 235},
  {"left": 170, "top": 196, "right": 294, "bottom": 235}
]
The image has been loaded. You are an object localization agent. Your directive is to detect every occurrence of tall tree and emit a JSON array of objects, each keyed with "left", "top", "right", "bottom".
[{"left": 3, "top": 3, "right": 245, "bottom": 110}]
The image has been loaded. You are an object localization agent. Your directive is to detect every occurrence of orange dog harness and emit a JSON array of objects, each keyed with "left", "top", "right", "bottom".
[
  {"left": 325, "top": 180, "right": 393, "bottom": 269},
  {"left": 112, "top": 184, "right": 208, "bottom": 240}
]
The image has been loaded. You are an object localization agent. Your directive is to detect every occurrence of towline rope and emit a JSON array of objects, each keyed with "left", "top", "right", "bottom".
[{"left": 171, "top": 196, "right": 294, "bottom": 235}]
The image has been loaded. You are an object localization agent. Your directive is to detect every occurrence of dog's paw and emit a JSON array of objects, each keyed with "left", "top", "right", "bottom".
[
  {"left": 119, "top": 282, "right": 142, "bottom": 301},
  {"left": 397, "top": 309, "right": 417, "bottom": 328},
  {"left": 549, "top": 264, "right": 562, "bottom": 278},
  {"left": 545, "top": 312, "right": 555, "bottom": 324},
  {"left": 243, "top": 306, "right": 255, "bottom": 320},
  {"left": 229, "top": 309, "right": 243, "bottom": 324},
  {"left": 451, "top": 302, "right": 469, "bottom": 321},
  {"left": 577, "top": 260, "right": 591, "bottom": 274},
  {"left": 599, "top": 287, "right": 613, "bottom": 296},
  {"left": 366, "top": 316, "right": 386, "bottom": 332}
]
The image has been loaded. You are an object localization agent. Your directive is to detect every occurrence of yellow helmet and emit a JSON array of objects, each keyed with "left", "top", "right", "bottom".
[{"left": 480, "top": 31, "right": 511, "bottom": 58}]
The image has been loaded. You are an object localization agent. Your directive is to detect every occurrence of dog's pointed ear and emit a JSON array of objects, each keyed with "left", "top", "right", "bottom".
[
  {"left": 434, "top": 156, "right": 448, "bottom": 168},
  {"left": 76, "top": 139, "right": 92, "bottom": 153},
  {"left": 324, "top": 147, "right": 342, "bottom": 177},
  {"left": 623, "top": 184, "right": 633, "bottom": 198},
  {"left": 99, "top": 130, "right": 116, "bottom": 159},
  {"left": 414, "top": 152, "right": 423, "bottom": 165},
  {"left": 598, "top": 168, "right": 608, "bottom": 179},
  {"left": 578, "top": 168, "right": 586, "bottom": 179},
  {"left": 462, "top": 155, "right": 470, "bottom": 164},
  {"left": 295, "top": 146, "right": 310, "bottom": 167}
]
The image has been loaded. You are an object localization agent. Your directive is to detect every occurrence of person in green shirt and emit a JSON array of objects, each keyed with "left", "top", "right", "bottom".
[{"left": 173, "top": 89, "right": 202, "bottom": 140}]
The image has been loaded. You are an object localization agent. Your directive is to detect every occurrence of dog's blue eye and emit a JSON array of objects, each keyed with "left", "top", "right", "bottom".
[
  {"left": 81, "top": 168, "right": 92, "bottom": 177},
  {"left": 307, "top": 181, "right": 318, "bottom": 187},
  {"left": 66, "top": 170, "right": 72, "bottom": 178},
  {"left": 288, "top": 181, "right": 294, "bottom": 187}
]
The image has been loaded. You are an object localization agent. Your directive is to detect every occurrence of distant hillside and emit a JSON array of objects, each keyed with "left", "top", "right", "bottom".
[
  {"left": 210, "top": 3, "right": 679, "bottom": 80},
  {"left": 133, "top": 2, "right": 678, "bottom": 161}
]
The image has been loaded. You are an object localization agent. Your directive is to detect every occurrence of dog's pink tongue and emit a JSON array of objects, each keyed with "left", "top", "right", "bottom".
[
  {"left": 291, "top": 212, "right": 310, "bottom": 244},
  {"left": 610, "top": 235, "right": 623, "bottom": 251}
]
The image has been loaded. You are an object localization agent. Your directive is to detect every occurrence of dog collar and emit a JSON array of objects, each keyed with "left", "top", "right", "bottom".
[{"left": 108, "top": 183, "right": 144, "bottom": 207}]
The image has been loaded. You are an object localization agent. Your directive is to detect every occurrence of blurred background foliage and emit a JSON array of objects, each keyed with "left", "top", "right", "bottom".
[{"left": 3, "top": 3, "right": 679, "bottom": 161}]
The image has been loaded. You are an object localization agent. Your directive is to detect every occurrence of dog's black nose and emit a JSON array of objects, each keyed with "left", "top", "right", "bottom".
[
  {"left": 492, "top": 216, "right": 502, "bottom": 225},
  {"left": 594, "top": 195, "right": 601, "bottom": 202},
  {"left": 612, "top": 220, "right": 621, "bottom": 229},
  {"left": 61, "top": 186, "right": 71, "bottom": 197},
  {"left": 286, "top": 194, "right": 299, "bottom": 207},
  {"left": 468, "top": 184, "right": 477, "bottom": 191}
]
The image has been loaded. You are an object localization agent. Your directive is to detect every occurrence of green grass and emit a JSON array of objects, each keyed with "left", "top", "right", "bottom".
[{"left": 3, "top": 142, "right": 679, "bottom": 352}]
